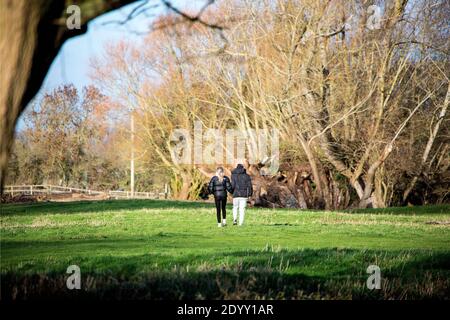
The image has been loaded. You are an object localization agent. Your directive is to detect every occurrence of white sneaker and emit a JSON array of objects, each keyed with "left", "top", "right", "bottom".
[
  {"left": 218, "top": 223, "right": 222, "bottom": 228},
  {"left": 222, "top": 219, "right": 227, "bottom": 226}
]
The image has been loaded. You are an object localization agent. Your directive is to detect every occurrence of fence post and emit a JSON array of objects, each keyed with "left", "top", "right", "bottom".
[
  {"left": 164, "top": 183, "right": 168, "bottom": 199},
  {"left": 30, "top": 185, "right": 33, "bottom": 196}
]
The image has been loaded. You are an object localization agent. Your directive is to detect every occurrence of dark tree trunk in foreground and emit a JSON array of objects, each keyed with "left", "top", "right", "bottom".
[{"left": 0, "top": 0, "right": 134, "bottom": 192}]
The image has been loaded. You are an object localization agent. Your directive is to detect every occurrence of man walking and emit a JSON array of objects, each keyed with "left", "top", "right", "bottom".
[{"left": 231, "top": 162, "right": 253, "bottom": 226}]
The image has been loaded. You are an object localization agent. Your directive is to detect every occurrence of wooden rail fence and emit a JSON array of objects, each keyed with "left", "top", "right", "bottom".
[{"left": 3, "top": 185, "right": 168, "bottom": 200}]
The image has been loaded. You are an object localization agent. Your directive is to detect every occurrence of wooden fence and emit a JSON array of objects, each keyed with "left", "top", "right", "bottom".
[{"left": 3, "top": 185, "right": 168, "bottom": 200}]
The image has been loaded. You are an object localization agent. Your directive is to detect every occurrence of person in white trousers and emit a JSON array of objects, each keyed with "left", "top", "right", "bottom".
[
  {"left": 230, "top": 163, "right": 253, "bottom": 226},
  {"left": 232, "top": 197, "right": 247, "bottom": 226}
]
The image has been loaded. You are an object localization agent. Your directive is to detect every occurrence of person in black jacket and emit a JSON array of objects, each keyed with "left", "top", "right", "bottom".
[
  {"left": 231, "top": 163, "right": 253, "bottom": 226},
  {"left": 208, "top": 167, "right": 233, "bottom": 227}
]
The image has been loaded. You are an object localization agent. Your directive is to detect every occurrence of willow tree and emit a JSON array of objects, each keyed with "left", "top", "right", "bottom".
[{"left": 195, "top": 0, "right": 449, "bottom": 208}]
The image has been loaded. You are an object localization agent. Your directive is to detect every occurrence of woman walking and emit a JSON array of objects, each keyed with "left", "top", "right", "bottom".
[{"left": 208, "top": 167, "right": 233, "bottom": 227}]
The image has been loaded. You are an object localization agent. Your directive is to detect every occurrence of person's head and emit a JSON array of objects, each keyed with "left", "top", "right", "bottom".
[
  {"left": 216, "top": 167, "right": 224, "bottom": 181},
  {"left": 234, "top": 159, "right": 244, "bottom": 168}
]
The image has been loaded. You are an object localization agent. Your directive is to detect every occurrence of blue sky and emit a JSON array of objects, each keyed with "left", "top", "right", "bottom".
[
  {"left": 17, "top": 0, "right": 204, "bottom": 130},
  {"left": 45, "top": 2, "right": 153, "bottom": 90},
  {"left": 44, "top": 0, "right": 204, "bottom": 89}
]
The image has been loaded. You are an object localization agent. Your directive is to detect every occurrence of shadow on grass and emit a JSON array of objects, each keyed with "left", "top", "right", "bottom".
[
  {"left": 2, "top": 247, "right": 449, "bottom": 300},
  {"left": 0, "top": 199, "right": 216, "bottom": 216},
  {"left": 2, "top": 199, "right": 449, "bottom": 217},
  {"left": 345, "top": 204, "right": 450, "bottom": 215}
]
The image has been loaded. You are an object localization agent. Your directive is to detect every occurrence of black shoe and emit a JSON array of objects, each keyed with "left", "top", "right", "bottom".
[{"left": 233, "top": 220, "right": 237, "bottom": 225}]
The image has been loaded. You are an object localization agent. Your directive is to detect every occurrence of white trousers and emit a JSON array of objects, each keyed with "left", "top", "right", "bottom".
[{"left": 232, "top": 197, "right": 247, "bottom": 225}]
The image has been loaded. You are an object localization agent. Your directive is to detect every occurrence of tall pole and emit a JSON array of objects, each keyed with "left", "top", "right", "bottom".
[{"left": 130, "top": 112, "right": 135, "bottom": 198}]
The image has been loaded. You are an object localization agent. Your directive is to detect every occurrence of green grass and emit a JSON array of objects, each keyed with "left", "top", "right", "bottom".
[{"left": 1, "top": 200, "right": 449, "bottom": 299}]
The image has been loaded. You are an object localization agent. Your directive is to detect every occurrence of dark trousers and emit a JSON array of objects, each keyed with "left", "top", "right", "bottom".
[{"left": 214, "top": 197, "right": 227, "bottom": 223}]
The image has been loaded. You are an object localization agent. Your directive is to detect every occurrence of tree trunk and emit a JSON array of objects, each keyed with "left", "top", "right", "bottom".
[
  {"left": 0, "top": 0, "right": 134, "bottom": 192},
  {"left": 1, "top": 0, "right": 63, "bottom": 190},
  {"left": 297, "top": 132, "right": 329, "bottom": 208},
  {"left": 177, "top": 173, "right": 191, "bottom": 200},
  {"left": 402, "top": 83, "right": 449, "bottom": 202}
]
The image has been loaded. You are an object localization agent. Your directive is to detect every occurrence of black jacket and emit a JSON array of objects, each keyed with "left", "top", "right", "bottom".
[
  {"left": 231, "top": 164, "right": 253, "bottom": 198},
  {"left": 208, "top": 176, "right": 232, "bottom": 199}
]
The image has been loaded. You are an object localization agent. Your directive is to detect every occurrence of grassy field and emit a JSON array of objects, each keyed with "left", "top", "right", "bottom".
[{"left": 1, "top": 200, "right": 449, "bottom": 300}]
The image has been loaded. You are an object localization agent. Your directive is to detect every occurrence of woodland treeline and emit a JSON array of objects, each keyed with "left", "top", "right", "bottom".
[{"left": 6, "top": 0, "right": 449, "bottom": 209}]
